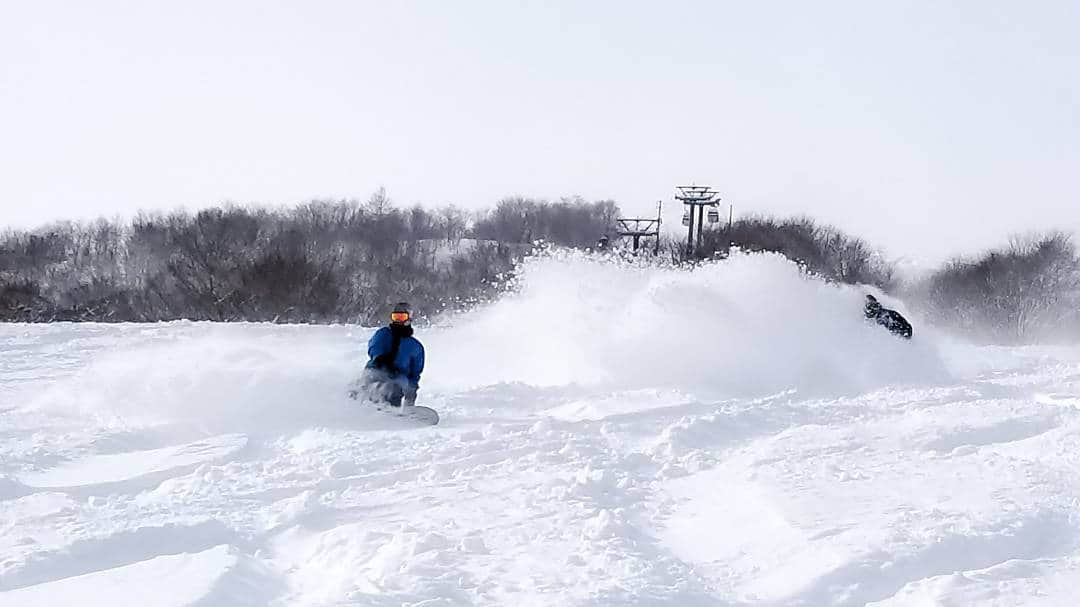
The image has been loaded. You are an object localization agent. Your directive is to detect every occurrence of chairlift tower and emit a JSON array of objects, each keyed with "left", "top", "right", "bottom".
[
  {"left": 616, "top": 201, "right": 663, "bottom": 254},
  {"left": 676, "top": 185, "right": 721, "bottom": 256}
]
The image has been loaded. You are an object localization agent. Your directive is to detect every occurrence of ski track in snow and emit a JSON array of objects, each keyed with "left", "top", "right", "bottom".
[{"left": 2, "top": 253, "right": 1080, "bottom": 606}]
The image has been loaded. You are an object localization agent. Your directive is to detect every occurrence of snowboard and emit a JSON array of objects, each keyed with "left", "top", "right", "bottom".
[
  {"left": 348, "top": 379, "right": 439, "bottom": 426},
  {"left": 373, "top": 403, "right": 440, "bottom": 425}
]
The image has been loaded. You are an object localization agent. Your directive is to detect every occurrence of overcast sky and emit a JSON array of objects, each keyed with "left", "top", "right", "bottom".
[{"left": 1, "top": 1, "right": 1077, "bottom": 261}]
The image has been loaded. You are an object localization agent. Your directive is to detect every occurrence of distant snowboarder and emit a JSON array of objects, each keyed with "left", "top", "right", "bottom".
[
  {"left": 356, "top": 302, "right": 425, "bottom": 407},
  {"left": 865, "top": 294, "right": 913, "bottom": 339}
]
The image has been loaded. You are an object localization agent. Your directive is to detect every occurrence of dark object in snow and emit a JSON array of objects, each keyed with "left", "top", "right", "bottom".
[{"left": 865, "top": 295, "right": 913, "bottom": 339}]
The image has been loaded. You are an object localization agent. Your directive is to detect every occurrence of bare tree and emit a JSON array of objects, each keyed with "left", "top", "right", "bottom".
[
  {"left": 698, "top": 215, "right": 895, "bottom": 289},
  {"left": 471, "top": 196, "right": 620, "bottom": 247},
  {"left": 437, "top": 205, "right": 468, "bottom": 244},
  {"left": 915, "top": 231, "right": 1080, "bottom": 343},
  {"left": 365, "top": 187, "right": 393, "bottom": 216}
]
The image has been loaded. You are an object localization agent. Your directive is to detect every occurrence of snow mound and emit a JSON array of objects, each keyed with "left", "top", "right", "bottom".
[
  {"left": 0, "top": 545, "right": 275, "bottom": 607},
  {"left": 19, "top": 434, "right": 247, "bottom": 490}
]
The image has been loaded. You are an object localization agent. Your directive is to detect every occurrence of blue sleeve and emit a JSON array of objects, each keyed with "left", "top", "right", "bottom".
[
  {"left": 367, "top": 327, "right": 390, "bottom": 359},
  {"left": 409, "top": 341, "right": 425, "bottom": 387}
]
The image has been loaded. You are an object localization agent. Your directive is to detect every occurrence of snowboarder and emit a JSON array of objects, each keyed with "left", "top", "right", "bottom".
[
  {"left": 865, "top": 294, "right": 913, "bottom": 339},
  {"left": 356, "top": 302, "right": 425, "bottom": 407}
]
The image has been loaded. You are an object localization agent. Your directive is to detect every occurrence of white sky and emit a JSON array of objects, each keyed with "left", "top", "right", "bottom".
[{"left": 1, "top": 1, "right": 1077, "bottom": 261}]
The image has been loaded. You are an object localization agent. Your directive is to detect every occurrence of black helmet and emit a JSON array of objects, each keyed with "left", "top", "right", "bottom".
[
  {"left": 390, "top": 302, "right": 412, "bottom": 325},
  {"left": 865, "top": 294, "right": 882, "bottom": 315}
]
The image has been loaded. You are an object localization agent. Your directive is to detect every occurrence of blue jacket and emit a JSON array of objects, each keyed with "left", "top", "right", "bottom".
[{"left": 365, "top": 326, "right": 425, "bottom": 388}]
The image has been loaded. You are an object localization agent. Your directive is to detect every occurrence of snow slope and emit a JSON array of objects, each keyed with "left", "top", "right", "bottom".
[{"left": 3, "top": 251, "right": 1080, "bottom": 606}]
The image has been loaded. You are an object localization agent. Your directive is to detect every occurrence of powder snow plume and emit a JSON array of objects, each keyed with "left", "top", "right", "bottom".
[
  {"left": 424, "top": 248, "right": 949, "bottom": 396},
  {"left": 17, "top": 250, "right": 947, "bottom": 433},
  {"left": 15, "top": 323, "right": 367, "bottom": 433}
]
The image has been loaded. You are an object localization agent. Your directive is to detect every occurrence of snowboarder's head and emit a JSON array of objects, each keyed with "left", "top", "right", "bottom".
[
  {"left": 390, "top": 302, "right": 412, "bottom": 326},
  {"left": 865, "top": 294, "right": 882, "bottom": 316}
]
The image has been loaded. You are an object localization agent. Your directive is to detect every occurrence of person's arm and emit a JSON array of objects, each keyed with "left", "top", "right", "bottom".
[
  {"left": 368, "top": 327, "right": 389, "bottom": 359},
  {"left": 400, "top": 344, "right": 423, "bottom": 406},
  {"left": 410, "top": 342, "right": 425, "bottom": 387}
]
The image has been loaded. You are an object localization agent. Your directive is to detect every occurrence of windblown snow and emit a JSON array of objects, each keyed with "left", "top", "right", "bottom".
[{"left": 3, "top": 251, "right": 1080, "bottom": 606}]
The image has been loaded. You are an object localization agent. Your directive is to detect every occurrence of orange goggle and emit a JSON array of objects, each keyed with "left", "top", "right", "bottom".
[{"left": 390, "top": 311, "right": 410, "bottom": 323}]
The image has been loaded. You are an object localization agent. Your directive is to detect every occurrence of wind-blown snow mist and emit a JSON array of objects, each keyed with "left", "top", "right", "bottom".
[
  {"left": 17, "top": 250, "right": 947, "bottom": 433},
  {"left": 426, "top": 249, "right": 948, "bottom": 396},
  {"left": 19, "top": 325, "right": 363, "bottom": 433}
]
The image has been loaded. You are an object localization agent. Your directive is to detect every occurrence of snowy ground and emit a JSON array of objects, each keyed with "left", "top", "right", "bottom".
[{"left": 3, "top": 252, "right": 1080, "bottom": 606}]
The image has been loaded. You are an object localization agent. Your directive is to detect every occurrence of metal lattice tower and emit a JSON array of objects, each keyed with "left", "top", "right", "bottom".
[
  {"left": 615, "top": 201, "right": 662, "bottom": 254},
  {"left": 675, "top": 185, "right": 721, "bottom": 256}
]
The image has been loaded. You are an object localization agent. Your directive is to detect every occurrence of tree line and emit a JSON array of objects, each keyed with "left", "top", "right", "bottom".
[
  {"left": 695, "top": 215, "right": 896, "bottom": 290},
  {"left": 0, "top": 191, "right": 616, "bottom": 324},
  {"left": 2, "top": 193, "right": 1078, "bottom": 343},
  {"left": 910, "top": 232, "right": 1080, "bottom": 344}
]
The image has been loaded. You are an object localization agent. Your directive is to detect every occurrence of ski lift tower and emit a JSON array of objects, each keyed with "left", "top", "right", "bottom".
[
  {"left": 615, "top": 200, "right": 663, "bottom": 254},
  {"left": 676, "top": 185, "right": 721, "bottom": 256}
]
